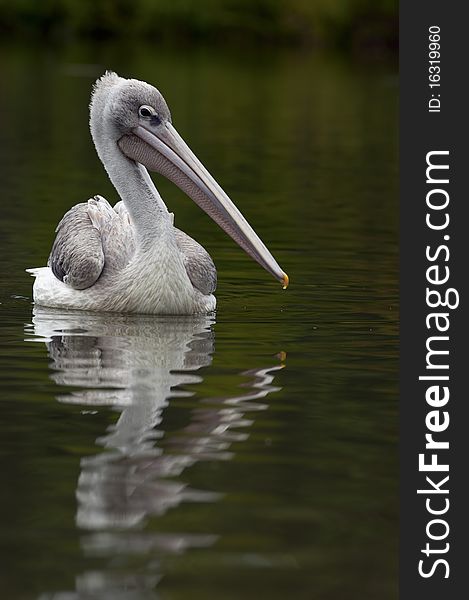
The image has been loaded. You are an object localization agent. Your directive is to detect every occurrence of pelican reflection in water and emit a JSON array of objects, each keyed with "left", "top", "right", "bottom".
[
  {"left": 29, "top": 308, "right": 285, "bottom": 598},
  {"left": 29, "top": 72, "right": 288, "bottom": 314}
]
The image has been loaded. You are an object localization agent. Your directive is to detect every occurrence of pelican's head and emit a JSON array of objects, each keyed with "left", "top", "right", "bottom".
[{"left": 90, "top": 71, "right": 289, "bottom": 289}]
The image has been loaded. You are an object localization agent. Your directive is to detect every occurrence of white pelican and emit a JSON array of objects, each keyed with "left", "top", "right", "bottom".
[{"left": 29, "top": 71, "right": 288, "bottom": 314}]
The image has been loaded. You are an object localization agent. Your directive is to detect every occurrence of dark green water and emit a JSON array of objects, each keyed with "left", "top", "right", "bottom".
[{"left": 0, "top": 42, "right": 398, "bottom": 599}]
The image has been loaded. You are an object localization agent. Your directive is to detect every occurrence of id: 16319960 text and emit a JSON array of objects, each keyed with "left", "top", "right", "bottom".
[{"left": 428, "top": 25, "right": 441, "bottom": 113}]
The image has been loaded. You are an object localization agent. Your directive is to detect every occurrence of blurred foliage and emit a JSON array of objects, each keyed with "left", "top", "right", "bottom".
[{"left": 0, "top": 0, "right": 397, "bottom": 51}]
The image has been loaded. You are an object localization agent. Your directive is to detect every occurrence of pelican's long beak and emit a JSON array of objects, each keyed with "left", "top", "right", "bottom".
[{"left": 118, "top": 123, "right": 289, "bottom": 289}]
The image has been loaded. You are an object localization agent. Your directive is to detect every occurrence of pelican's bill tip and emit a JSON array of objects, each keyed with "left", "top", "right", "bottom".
[{"left": 282, "top": 273, "right": 289, "bottom": 289}]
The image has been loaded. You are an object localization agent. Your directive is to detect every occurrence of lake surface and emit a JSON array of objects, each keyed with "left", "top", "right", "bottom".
[{"left": 0, "top": 42, "right": 398, "bottom": 599}]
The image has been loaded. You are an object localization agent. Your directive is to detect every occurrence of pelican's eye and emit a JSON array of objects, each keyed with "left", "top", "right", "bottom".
[
  {"left": 138, "top": 105, "right": 153, "bottom": 118},
  {"left": 138, "top": 105, "right": 161, "bottom": 126}
]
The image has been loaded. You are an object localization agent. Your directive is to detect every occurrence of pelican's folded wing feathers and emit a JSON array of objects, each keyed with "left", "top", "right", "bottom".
[
  {"left": 48, "top": 202, "right": 105, "bottom": 290},
  {"left": 48, "top": 196, "right": 135, "bottom": 290},
  {"left": 174, "top": 228, "right": 217, "bottom": 296}
]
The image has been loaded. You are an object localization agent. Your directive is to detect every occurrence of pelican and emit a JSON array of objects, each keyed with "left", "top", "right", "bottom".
[{"left": 29, "top": 71, "right": 288, "bottom": 314}]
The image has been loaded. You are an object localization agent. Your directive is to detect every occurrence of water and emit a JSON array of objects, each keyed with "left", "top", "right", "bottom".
[{"left": 0, "top": 42, "right": 398, "bottom": 599}]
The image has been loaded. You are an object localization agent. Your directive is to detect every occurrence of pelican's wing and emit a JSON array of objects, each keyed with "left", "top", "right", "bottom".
[
  {"left": 48, "top": 196, "right": 135, "bottom": 290},
  {"left": 174, "top": 228, "right": 217, "bottom": 295},
  {"left": 87, "top": 197, "right": 136, "bottom": 272}
]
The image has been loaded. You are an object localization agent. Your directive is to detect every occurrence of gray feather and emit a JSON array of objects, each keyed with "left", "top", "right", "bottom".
[
  {"left": 48, "top": 203, "right": 105, "bottom": 290},
  {"left": 174, "top": 228, "right": 217, "bottom": 295},
  {"left": 48, "top": 196, "right": 136, "bottom": 291},
  {"left": 87, "top": 196, "right": 136, "bottom": 271}
]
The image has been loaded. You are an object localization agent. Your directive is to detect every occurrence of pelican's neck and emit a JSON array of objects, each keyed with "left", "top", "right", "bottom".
[{"left": 95, "top": 134, "right": 171, "bottom": 245}]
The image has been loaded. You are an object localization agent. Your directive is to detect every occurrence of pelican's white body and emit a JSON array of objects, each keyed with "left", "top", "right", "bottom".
[{"left": 30, "top": 224, "right": 216, "bottom": 315}]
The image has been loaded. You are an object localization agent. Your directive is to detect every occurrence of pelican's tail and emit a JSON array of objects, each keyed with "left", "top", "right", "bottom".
[{"left": 26, "top": 267, "right": 49, "bottom": 278}]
